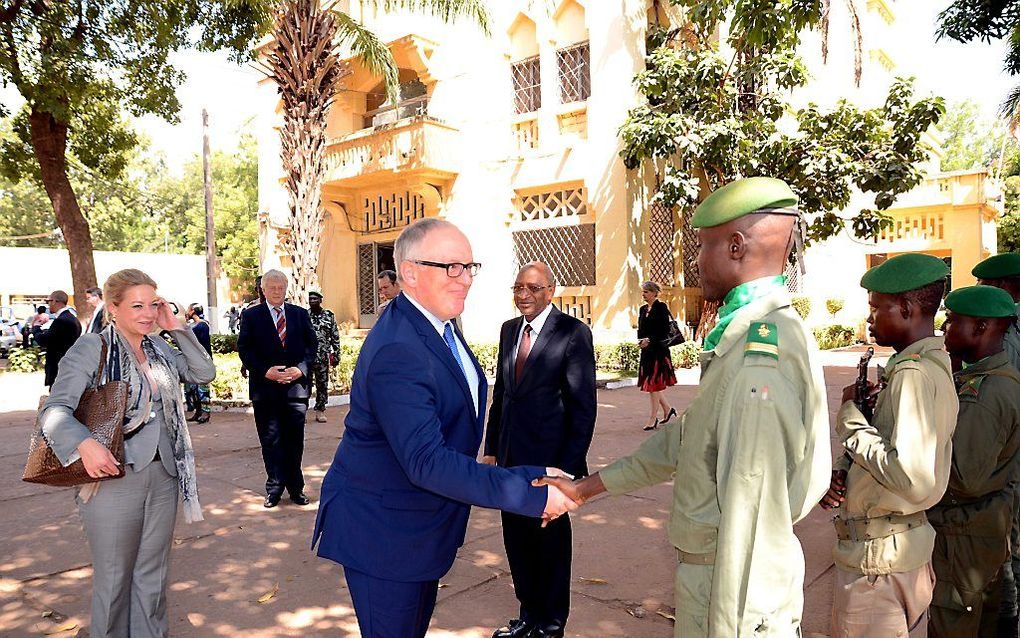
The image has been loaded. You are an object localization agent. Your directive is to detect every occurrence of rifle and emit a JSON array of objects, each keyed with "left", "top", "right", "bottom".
[{"left": 855, "top": 347, "right": 875, "bottom": 422}]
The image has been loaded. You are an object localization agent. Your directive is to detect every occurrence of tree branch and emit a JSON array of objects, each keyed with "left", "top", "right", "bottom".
[{"left": 0, "top": 0, "right": 24, "bottom": 24}]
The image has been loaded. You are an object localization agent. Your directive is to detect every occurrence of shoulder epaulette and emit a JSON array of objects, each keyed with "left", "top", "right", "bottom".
[
  {"left": 893, "top": 354, "right": 922, "bottom": 367},
  {"left": 744, "top": 322, "right": 778, "bottom": 360}
]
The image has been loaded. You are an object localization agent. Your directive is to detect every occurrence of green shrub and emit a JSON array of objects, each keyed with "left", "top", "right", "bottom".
[
  {"left": 7, "top": 346, "right": 43, "bottom": 373},
  {"left": 469, "top": 343, "right": 499, "bottom": 377},
  {"left": 328, "top": 339, "right": 363, "bottom": 395},
  {"left": 825, "top": 298, "right": 845, "bottom": 317},
  {"left": 813, "top": 324, "right": 857, "bottom": 350},
  {"left": 210, "top": 333, "right": 238, "bottom": 354},
  {"left": 210, "top": 353, "right": 245, "bottom": 400},
  {"left": 595, "top": 342, "right": 640, "bottom": 373},
  {"left": 791, "top": 296, "right": 811, "bottom": 320},
  {"left": 671, "top": 341, "right": 701, "bottom": 369},
  {"left": 934, "top": 312, "right": 947, "bottom": 332}
]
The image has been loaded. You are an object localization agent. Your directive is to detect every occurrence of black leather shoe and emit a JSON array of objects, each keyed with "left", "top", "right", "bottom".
[
  {"left": 527, "top": 623, "right": 564, "bottom": 638},
  {"left": 290, "top": 492, "right": 311, "bottom": 506},
  {"left": 660, "top": 406, "right": 678, "bottom": 424},
  {"left": 264, "top": 494, "right": 281, "bottom": 508},
  {"left": 194, "top": 412, "right": 210, "bottom": 424},
  {"left": 492, "top": 619, "right": 533, "bottom": 638},
  {"left": 187, "top": 410, "right": 201, "bottom": 422}
]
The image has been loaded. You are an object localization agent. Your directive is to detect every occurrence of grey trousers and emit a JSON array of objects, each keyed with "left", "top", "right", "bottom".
[{"left": 78, "top": 461, "right": 179, "bottom": 638}]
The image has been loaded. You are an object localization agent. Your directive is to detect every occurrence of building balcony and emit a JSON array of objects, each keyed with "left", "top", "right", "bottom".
[{"left": 323, "top": 109, "right": 460, "bottom": 189}]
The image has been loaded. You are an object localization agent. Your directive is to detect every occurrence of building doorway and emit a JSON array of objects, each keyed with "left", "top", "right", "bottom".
[{"left": 358, "top": 241, "right": 395, "bottom": 328}]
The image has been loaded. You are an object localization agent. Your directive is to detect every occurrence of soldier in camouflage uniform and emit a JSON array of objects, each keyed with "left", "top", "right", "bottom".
[{"left": 308, "top": 291, "right": 340, "bottom": 423}]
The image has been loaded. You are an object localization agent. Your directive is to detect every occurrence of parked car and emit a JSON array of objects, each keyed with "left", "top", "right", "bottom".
[{"left": 0, "top": 321, "right": 19, "bottom": 356}]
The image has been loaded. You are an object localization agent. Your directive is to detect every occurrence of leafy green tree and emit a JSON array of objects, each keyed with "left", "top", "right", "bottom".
[
  {"left": 620, "top": 1, "right": 945, "bottom": 244},
  {"left": 0, "top": 1, "right": 269, "bottom": 314},
  {"left": 939, "top": 100, "right": 1016, "bottom": 172}
]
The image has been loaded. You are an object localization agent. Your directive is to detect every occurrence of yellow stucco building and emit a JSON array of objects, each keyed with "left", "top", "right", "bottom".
[{"left": 255, "top": 0, "right": 1002, "bottom": 342}]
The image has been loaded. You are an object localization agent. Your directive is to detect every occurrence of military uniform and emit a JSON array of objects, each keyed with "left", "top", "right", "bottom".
[
  {"left": 972, "top": 253, "right": 1020, "bottom": 630},
  {"left": 308, "top": 299, "right": 340, "bottom": 413},
  {"left": 600, "top": 178, "right": 832, "bottom": 637},
  {"left": 832, "top": 254, "right": 959, "bottom": 637},
  {"left": 925, "top": 285, "right": 1020, "bottom": 638}
]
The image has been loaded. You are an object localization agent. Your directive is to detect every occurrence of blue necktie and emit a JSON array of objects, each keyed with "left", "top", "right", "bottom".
[{"left": 443, "top": 322, "right": 467, "bottom": 379}]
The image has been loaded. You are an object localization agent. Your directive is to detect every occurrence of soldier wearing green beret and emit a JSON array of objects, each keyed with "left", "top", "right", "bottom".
[
  {"left": 820, "top": 253, "right": 959, "bottom": 637},
  {"left": 535, "top": 177, "right": 832, "bottom": 637},
  {"left": 307, "top": 291, "right": 339, "bottom": 423},
  {"left": 924, "top": 286, "right": 1020, "bottom": 638},
  {"left": 972, "top": 253, "right": 1020, "bottom": 636}
]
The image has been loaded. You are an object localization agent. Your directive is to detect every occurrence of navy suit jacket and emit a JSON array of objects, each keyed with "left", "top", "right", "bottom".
[
  {"left": 237, "top": 302, "right": 317, "bottom": 402},
  {"left": 312, "top": 293, "right": 548, "bottom": 582}
]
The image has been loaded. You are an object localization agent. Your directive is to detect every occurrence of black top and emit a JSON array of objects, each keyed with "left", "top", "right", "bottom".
[
  {"left": 33, "top": 310, "right": 82, "bottom": 387},
  {"left": 638, "top": 299, "right": 671, "bottom": 342},
  {"left": 190, "top": 320, "right": 212, "bottom": 356}
]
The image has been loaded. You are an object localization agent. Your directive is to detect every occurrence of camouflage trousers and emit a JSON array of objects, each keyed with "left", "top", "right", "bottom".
[{"left": 310, "top": 358, "right": 330, "bottom": 412}]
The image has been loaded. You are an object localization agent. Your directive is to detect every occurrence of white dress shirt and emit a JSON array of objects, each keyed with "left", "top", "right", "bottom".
[
  {"left": 403, "top": 293, "right": 480, "bottom": 415},
  {"left": 512, "top": 302, "right": 554, "bottom": 362}
]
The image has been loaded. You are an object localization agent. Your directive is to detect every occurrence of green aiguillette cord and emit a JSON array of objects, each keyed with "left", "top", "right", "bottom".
[{"left": 703, "top": 275, "right": 787, "bottom": 352}]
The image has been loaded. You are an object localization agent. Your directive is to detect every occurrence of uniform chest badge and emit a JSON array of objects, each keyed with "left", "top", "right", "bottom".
[{"left": 757, "top": 324, "right": 771, "bottom": 338}]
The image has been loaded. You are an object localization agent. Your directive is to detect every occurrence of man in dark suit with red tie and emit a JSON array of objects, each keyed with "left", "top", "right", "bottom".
[
  {"left": 238, "top": 269, "right": 317, "bottom": 508},
  {"left": 484, "top": 262, "right": 597, "bottom": 638}
]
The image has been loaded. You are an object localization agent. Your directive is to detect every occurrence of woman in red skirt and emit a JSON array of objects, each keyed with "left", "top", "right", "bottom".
[{"left": 637, "top": 281, "right": 677, "bottom": 430}]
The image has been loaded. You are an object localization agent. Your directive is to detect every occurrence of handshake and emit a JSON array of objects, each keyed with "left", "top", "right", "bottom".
[{"left": 536, "top": 469, "right": 605, "bottom": 527}]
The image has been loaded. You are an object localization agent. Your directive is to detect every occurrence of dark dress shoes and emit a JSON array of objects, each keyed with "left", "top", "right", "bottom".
[
  {"left": 528, "top": 623, "right": 565, "bottom": 638},
  {"left": 492, "top": 618, "right": 533, "bottom": 638},
  {"left": 264, "top": 494, "right": 281, "bottom": 508},
  {"left": 290, "top": 492, "right": 311, "bottom": 506}
]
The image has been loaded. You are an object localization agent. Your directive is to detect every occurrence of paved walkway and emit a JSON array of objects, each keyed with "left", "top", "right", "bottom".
[{"left": 0, "top": 360, "right": 860, "bottom": 637}]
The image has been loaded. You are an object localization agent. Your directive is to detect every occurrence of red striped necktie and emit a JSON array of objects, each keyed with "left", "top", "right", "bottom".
[{"left": 275, "top": 306, "right": 287, "bottom": 347}]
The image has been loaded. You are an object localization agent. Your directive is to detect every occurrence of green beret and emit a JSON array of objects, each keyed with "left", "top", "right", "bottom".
[
  {"left": 945, "top": 285, "right": 1016, "bottom": 318},
  {"left": 860, "top": 253, "right": 949, "bottom": 293},
  {"left": 308, "top": 291, "right": 323, "bottom": 299},
  {"left": 972, "top": 253, "right": 1020, "bottom": 279},
  {"left": 691, "top": 177, "right": 799, "bottom": 228}
]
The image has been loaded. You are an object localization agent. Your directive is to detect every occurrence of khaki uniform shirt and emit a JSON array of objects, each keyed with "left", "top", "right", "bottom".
[
  {"left": 928, "top": 351, "right": 1020, "bottom": 533},
  {"left": 834, "top": 336, "right": 958, "bottom": 576},
  {"left": 600, "top": 288, "right": 831, "bottom": 636}
]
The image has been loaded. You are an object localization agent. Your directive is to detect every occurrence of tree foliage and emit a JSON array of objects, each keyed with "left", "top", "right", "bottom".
[
  {"left": 620, "top": 0, "right": 945, "bottom": 244},
  {"left": 0, "top": 0, "right": 269, "bottom": 313},
  {"left": 939, "top": 100, "right": 1016, "bottom": 172}
]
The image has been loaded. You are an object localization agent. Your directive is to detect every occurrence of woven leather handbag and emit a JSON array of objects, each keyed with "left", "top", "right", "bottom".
[{"left": 23, "top": 336, "right": 128, "bottom": 487}]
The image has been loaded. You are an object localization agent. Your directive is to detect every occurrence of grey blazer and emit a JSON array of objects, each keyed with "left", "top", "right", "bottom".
[{"left": 40, "top": 328, "right": 216, "bottom": 468}]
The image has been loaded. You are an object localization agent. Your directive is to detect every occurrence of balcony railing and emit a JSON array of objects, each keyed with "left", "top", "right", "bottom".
[
  {"left": 325, "top": 115, "right": 460, "bottom": 187},
  {"left": 362, "top": 95, "right": 429, "bottom": 129}
]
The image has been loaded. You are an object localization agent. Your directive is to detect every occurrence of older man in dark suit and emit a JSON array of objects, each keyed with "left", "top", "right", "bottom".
[
  {"left": 484, "top": 262, "right": 597, "bottom": 638},
  {"left": 238, "top": 270, "right": 317, "bottom": 508},
  {"left": 312, "top": 220, "right": 578, "bottom": 638},
  {"left": 32, "top": 289, "right": 82, "bottom": 388}
]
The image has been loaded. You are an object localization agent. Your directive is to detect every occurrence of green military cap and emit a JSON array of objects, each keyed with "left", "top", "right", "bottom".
[
  {"left": 945, "top": 285, "right": 1017, "bottom": 318},
  {"left": 860, "top": 253, "right": 949, "bottom": 293},
  {"left": 691, "top": 177, "right": 799, "bottom": 228},
  {"left": 308, "top": 291, "right": 323, "bottom": 299},
  {"left": 972, "top": 253, "right": 1020, "bottom": 279}
]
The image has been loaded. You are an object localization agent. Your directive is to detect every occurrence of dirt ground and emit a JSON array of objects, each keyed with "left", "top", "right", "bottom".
[{"left": 0, "top": 358, "right": 861, "bottom": 637}]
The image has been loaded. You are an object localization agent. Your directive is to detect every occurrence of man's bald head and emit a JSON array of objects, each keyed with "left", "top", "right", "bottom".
[{"left": 696, "top": 213, "right": 796, "bottom": 302}]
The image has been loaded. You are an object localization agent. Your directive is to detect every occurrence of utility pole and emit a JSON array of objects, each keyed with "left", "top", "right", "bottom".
[{"left": 202, "top": 108, "right": 218, "bottom": 331}]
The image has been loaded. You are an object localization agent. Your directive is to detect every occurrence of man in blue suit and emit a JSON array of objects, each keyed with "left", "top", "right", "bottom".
[{"left": 313, "top": 219, "right": 579, "bottom": 637}]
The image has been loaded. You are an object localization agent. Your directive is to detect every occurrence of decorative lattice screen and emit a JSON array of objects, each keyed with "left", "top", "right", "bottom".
[
  {"left": 517, "top": 187, "right": 587, "bottom": 222},
  {"left": 554, "top": 295, "right": 592, "bottom": 326},
  {"left": 680, "top": 206, "right": 699, "bottom": 287},
  {"left": 512, "top": 224, "right": 596, "bottom": 286},
  {"left": 557, "top": 41, "right": 591, "bottom": 103},
  {"left": 648, "top": 199, "right": 676, "bottom": 285},
  {"left": 785, "top": 259, "right": 801, "bottom": 293},
  {"left": 511, "top": 55, "right": 542, "bottom": 114},
  {"left": 357, "top": 244, "right": 376, "bottom": 315},
  {"left": 513, "top": 119, "right": 539, "bottom": 151},
  {"left": 363, "top": 191, "right": 426, "bottom": 233}
]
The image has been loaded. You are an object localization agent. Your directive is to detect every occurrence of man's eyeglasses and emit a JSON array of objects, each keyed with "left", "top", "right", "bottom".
[
  {"left": 511, "top": 284, "right": 553, "bottom": 296},
  {"left": 411, "top": 260, "right": 482, "bottom": 278}
]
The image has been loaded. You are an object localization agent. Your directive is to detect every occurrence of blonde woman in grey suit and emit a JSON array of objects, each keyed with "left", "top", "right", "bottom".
[{"left": 39, "top": 268, "right": 215, "bottom": 638}]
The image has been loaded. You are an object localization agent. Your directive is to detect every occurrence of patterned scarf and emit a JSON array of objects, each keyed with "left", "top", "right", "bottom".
[
  {"left": 101, "top": 325, "right": 204, "bottom": 522},
  {"left": 703, "top": 276, "right": 787, "bottom": 352}
]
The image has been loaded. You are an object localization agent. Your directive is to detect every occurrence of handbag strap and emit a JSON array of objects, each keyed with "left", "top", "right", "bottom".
[{"left": 94, "top": 334, "right": 109, "bottom": 388}]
